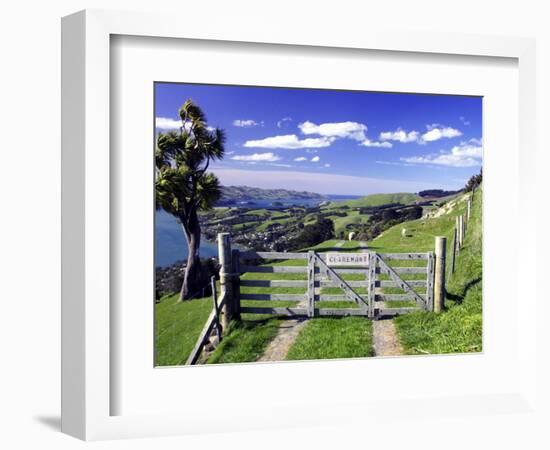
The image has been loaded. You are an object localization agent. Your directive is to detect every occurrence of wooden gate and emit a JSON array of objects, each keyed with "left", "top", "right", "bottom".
[
  {"left": 186, "top": 234, "right": 446, "bottom": 364},
  {"left": 237, "top": 249, "right": 435, "bottom": 319}
]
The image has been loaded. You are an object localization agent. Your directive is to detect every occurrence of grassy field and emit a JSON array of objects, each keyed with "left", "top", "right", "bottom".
[
  {"left": 393, "top": 188, "right": 482, "bottom": 354},
  {"left": 329, "top": 210, "right": 371, "bottom": 235},
  {"left": 155, "top": 293, "right": 213, "bottom": 366}
]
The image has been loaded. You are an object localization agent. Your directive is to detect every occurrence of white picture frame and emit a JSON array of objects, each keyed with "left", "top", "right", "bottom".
[{"left": 61, "top": 9, "right": 538, "bottom": 441}]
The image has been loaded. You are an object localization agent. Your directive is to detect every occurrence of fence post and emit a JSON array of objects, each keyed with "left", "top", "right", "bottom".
[
  {"left": 433, "top": 236, "right": 447, "bottom": 313},
  {"left": 231, "top": 249, "right": 241, "bottom": 321},
  {"left": 461, "top": 214, "right": 466, "bottom": 245},
  {"left": 211, "top": 276, "right": 222, "bottom": 342},
  {"left": 426, "top": 252, "right": 435, "bottom": 311},
  {"left": 455, "top": 216, "right": 461, "bottom": 251},
  {"left": 458, "top": 215, "right": 464, "bottom": 248},
  {"left": 450, "top": 227, "right": 457, "bottom": 275},
  {"left": 467, "top": 198, "right": 472, "bottom": 221},
  {"left": 307, "top": 251, "right": 315, "bottom": 318},
  {"left": 218, "top": 232, "right": 234, "bottom": 331}
]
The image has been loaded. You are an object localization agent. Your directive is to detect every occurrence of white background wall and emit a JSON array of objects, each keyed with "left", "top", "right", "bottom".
[{"left": 0, "top": 1, "right": 547, "bottom": 448}]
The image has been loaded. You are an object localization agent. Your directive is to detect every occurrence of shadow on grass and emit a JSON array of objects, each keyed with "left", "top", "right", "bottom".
[
  {"left": 325, "top": 245, "right": 379, "bottom": 252},
  {"left": 446, "top": 277, "right": 481, "bottom": 305}
]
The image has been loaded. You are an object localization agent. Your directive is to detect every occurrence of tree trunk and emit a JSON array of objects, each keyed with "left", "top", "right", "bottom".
[{"left": 180, "top": 210, "right": 203, "bottom": 301}]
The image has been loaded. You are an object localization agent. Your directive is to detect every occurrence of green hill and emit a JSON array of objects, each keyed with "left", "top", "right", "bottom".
[
  {"left": 392, "top": 188, "right": 482, "bottom": 354},
  {"left": 326, "top": 192, "right": 419, "bottom": 209}
]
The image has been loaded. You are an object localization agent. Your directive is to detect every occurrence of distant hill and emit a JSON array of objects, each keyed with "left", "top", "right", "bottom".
[
  {"left": 327, "top": 192, "right": 420, "bottom": 209},
  {"left": 418, "top": 189, "right": 462, "bottom": 198},
  {"left": 218, "top": 185, "right": 326, "bottom": 205}
]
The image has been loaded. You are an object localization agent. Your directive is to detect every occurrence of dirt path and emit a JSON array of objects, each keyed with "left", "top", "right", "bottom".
[
  {"left": 373, "top": 319, "right": 403, "bottom": 356},
  {"left": 258, "top": 319, "right": 308, "bottom": 362},
  {"left": 259, "top": 285, "right": 311, "bottom": 362}
]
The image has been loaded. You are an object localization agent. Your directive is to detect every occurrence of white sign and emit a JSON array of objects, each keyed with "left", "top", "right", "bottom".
[{"left": 325, "top": 252, "right": 369, "bottom": 267}]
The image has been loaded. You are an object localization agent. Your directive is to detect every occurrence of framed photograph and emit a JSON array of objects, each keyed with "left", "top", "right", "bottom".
[
  {"left": 62, "top": 9, "right": 538, "bottom": 441},
  {"left": 153, "top": 82, "right": 482, "bottom": 368}
]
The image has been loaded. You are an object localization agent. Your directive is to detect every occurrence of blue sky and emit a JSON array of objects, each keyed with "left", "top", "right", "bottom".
[{"left": 155, "top": 83, "right": 482, "bottom": 195}]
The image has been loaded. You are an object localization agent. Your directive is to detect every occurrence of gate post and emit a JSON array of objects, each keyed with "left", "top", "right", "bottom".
[
  {"left": 217, "top": 233, "right": 234, "bottom": 330},
  {"left": 307, "top": 251, "right": 315, "bottom": 318},
  {"left": 367, "top": 252, "right": 377, "bottom": 319},
  {"left": 231, "top": 249, "right": 241, "bottom": 320},
  {"left": 426, "top": 252, "right": 435, "bottom": 311},
  {"left": 434, "top": 236, "right": 447, "bottom": 313}
]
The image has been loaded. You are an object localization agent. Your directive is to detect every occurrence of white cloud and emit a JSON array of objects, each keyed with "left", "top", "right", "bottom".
[
  {"left": 400, "top": 140, "right": 482, "bottom": 167},
  {"left": 378, "top": 125, "right": 462, "bottom": 144},
  {"left": 324, "top": 163, "right": 331, "bottom": 168},
  {"left": 156, "top": 117, "right": 217, "bottom": 133},
  {"left": 299, "top": 121, "right": 367, "bottom": 141},
  {"left": 233, "top": 119, "right": 260, "bottom": 127},
  {"left": 360, "top": 139, "right": 393, "bottom": 148},
  {"left": 375, "top": 160, "right": 415, "bottom": 167},
  {"left": 155, "top": 117, "right": 182, "bottom": 130},
  {"left": 294, "top": 156, "right": 307, "bottom": 162},
  {"left": 231, "top": 152, "right": 281, "bottom": 162},
  {"left": 379, "top": 129, "right": 420, "bottom": 143},
  {"left": 246, "top": 120, "right": 387, "bottom": 150},
  {"left": 311, "top": 156, "right": 320, "bottom": 162},
  {"left": 269, "top": 163, "right": 294, "bottom": 168},
  {"left": 467, "top": 137, "right": 482, "bottom": 146},
  {"left": 421, "top": 125, "right": 462, "bottom": 142},
  {"left": 277, "top": 117, "right": 293, "bottom": 128},
  {"left": 244, "top": 134, "right": 334, "bottom": 149}
]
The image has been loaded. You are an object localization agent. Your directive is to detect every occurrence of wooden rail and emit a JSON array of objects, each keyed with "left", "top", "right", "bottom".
[
  {"left": 185, "top": 292, "right": 226, "bottom": 365},
  {"left": 240, "top": 265, "right": 426, "bottom": 275},
  {"left": 240, "top": 293, "right": 305, "bottom": 301},
  {"left": 241, "top": 251, "right": 428, "bottom": 262}
]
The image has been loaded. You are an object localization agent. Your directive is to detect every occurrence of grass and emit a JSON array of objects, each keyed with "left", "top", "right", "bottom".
[
  {"left": 155, "top": 293, "right": 213, "bottom": 366},
  {"left": 286, "top": 317, "right": 374, "bottom": 360},
  {"left": 392, "top": 188, "right": 482, "bottom": 355},
  {"left": 206, "top": 317, "right": 282, "bottom": 364},
  {"left": 330, "top": 210, "right": 371, "bottom": 235},
  {"left": 207, "top": 300, "right": 297, "bottom": 364},
  {"left": 324, "top": 192, "right": 419, "bottom": 209}
]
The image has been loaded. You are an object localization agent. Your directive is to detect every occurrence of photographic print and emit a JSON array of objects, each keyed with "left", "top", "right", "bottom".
[{"left": 154, "top": 83, "right": 482, "bottom": 366}]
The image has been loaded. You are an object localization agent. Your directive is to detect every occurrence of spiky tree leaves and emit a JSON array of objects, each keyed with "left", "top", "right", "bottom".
[{"left": 155, "top": 100, "right": 225, "bottom": 300}]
